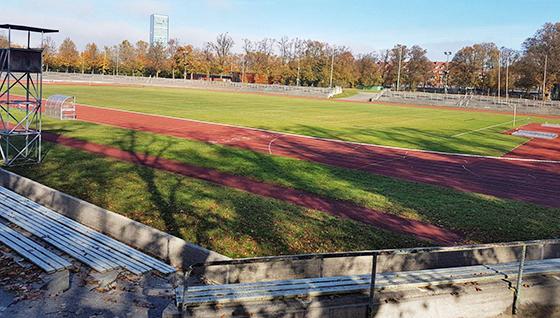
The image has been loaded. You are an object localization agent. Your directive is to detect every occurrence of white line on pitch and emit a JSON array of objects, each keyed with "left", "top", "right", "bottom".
[{"left": 451, "top": 118, "right": 529, "bottom": 138}]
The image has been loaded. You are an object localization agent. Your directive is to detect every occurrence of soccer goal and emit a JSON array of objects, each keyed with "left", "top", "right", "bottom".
[{"left": 44, "top": 95, "right": 76, "bottom": 120}]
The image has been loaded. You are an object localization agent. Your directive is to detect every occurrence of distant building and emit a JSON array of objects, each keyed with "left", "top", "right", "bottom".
[{"left": 150, "top": 14, "right": 169, "bottom": 46}]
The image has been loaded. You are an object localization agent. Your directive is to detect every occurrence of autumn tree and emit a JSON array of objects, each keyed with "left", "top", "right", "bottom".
[
  {"left": 356, "top": 53, "right": 381, "bottom": 87},
  {"left": 332, "top": 48, "right": 358, "bottom": 88},
  {"left": 58, "top": 38, "right": 79, "bottom": 72},
  {"left": 449, "top": 43, "right": 499, "bottom": 90},
  {"left": 243, "top": 38, "right": 277, "bottom": 83},
  {"left": 147, "top": 42, "right": 168, "bottom": 77},
  {"left": 135, "top": 41, "right": 150, "bottom": 76},
  {"left": 174, "top": 45, "right": 194, "bottom": 79},
  {"left": 515, "top": 22, "right": 560, "bottom": 98},
  {"left": 81, "top": 43, "right": 101, "bottom": 73},
  {"left": 118, "top": 40, "right": 136, "bottom": 75},
  {"left": 384, "top": 45, "right": 409, "bottom": 89},
  {"left": 405, "top": 45, "right": 433, "bottom": 89},
  {"left": 166, "top": 38, "right": 180, "bottom": 78}
]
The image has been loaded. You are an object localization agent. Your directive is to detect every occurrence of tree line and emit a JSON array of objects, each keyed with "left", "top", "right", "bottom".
[
  {"left": 0, "top": 22, "right": 558, "bottom": 96},
  {"left": 449, "top": 22, "right": 559, "bottom": 97}
]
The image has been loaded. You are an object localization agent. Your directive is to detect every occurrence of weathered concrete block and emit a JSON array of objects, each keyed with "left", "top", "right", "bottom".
[{"left": 41, "top": 269, "right": 70, "bottom": 296}]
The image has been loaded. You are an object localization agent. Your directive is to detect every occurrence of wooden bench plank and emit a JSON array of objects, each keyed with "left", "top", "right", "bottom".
[
  {"left": 0, "top": 195, "right": 151, "bottom": 274},
  {"left": 0, "top": 222, "right": 71, "bottom": 273},
  {"left": 0, "top": 187, "right": 176, "bottom": 274}
]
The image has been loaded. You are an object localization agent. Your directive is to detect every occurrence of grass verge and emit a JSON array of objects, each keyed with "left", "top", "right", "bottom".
[{"left": 7, "top": 144, "right": 424, "bottom": 258}]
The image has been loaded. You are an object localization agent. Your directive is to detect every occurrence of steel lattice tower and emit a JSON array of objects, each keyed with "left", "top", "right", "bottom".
[{"left": 0, "top": 24, "right": 58, "bottom": 166}]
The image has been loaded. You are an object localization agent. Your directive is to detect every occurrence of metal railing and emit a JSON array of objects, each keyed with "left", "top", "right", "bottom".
[
  {"left": 42, "top": 72, "right": 342, "bottom": 98},
  {"left": 182, "top": 238, "right": 560, "bottom": 316},
  {"left": 380, "top": 91, "right": 560, "bottom": 115}
]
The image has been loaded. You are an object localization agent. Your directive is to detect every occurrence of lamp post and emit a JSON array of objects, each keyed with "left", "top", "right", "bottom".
[
  {"left": 329, "top": 51, "right": 335, "bottom": 88},
  {"left": 396, "top": 46, "right": 403, "bottom": 91},
  {"left": 444, "top": 51, "right": 452, "bottom": 94},
  {"left": 497, "top": 50, "right": 501, "bottom": 99},
  {"left": 543, "top": 54, "right": 548, "bottom": 101}
]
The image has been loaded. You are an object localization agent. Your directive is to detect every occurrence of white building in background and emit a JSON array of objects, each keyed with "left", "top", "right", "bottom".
[{"left": 150, "top": 14, "right": 169, "bottom": 46}]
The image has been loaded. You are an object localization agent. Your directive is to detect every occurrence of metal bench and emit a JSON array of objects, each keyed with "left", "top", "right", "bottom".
[
  {"left": 179, "top": 239, "right": 560, "bottom": 316},
  {"left": 0, "top": 221, "right": 71, "bottom": 273},
  {"left": 0, "top": 186, "right": 176, "bottom": 275},
  {"left": 183, "top": 258, "right": 560, "bottom": 306}
]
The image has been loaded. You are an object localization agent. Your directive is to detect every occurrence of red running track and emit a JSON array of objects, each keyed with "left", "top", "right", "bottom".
[
  {"left": 43, "top": 133, "right": 462, "bottom": 245},
  {"left": 505, "top": 123, "right": 560, "bottom": 161},
  {"left": 74, "top": 105, "right": 560, "bottom": 208}
]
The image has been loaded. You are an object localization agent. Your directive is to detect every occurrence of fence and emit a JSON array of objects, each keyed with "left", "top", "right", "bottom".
[
  {"left": 43, "top": 72, "right": 342, "bottom": 98},
  {"left": 379, "top": 91, "right": 560, "bottom": 116},
  {"left": 183, "top": 238, "right": 560, "bottom": 316}
]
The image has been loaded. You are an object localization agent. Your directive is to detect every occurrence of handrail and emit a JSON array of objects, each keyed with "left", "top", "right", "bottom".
[
  {"left": 186, "top": 238, "right": 560, "bottom": 269},
  {"left": 182, "top": 238, "right": 560, "bottom": 316}
]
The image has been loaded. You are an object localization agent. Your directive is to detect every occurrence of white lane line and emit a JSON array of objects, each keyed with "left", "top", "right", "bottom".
[
  {"left": 452, "top": 118, "right": 529, "bottom": 138},
  {"left": 268, "top": 136, "right": 280, "bottom": 155}
]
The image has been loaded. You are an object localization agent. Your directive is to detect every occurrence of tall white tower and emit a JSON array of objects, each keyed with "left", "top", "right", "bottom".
[{"left": 150, "top": 14, "right": 169, "bottom": 46}]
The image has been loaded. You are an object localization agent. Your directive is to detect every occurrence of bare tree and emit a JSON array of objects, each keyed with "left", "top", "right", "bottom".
[{"left": 210, "top": 33, "right": 234, "bottom": 77}]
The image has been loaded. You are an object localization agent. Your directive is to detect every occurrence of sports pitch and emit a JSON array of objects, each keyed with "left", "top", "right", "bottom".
[
  {"left": 7, "top": 84, "right": 560, "bottom": 257},
  {"left": 38, "top": 84, "right": 559, "bottom": 156}
]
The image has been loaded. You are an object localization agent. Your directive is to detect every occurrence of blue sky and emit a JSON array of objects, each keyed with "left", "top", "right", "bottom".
[{"left": 3, "top": 0, "right": 558, "bottom": 60}]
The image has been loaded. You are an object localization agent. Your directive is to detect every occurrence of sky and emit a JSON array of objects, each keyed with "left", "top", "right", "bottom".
[{"left": 2, "top": 0, "right": 559, "bottom": 60}]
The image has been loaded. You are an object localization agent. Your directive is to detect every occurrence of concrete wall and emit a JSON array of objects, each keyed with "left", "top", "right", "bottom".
[
  {"left": 184, "top": 274, "right": 560, "bottom": 318},
  {"left": 0, "top": 168, "right": 229, "bottom": 268},
  {"left": 202, "top": 243, "right": 560, "bottom": 284}
]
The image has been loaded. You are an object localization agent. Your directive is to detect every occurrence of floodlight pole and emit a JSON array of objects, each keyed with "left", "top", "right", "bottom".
[
  {"left": 296, "top": 56, "right": 301, "bottom": 86},
  {"left": 116, "top": 45, "right": 119, "bottom": 76},
  {"left": 396, "top": 46, "right": 403, "bottom": 91},
  {"left": 444, "top": 51, "right": 452, "bottom": 94},
  {"left": 497, "top": 50, "right": 501, "bottom": 99},
  {"left": 329, "top": 52, "right": 335, "bottom": 88},
  {"left": 505, "top": 54, "right": 509, "bottom": 103},
  {"left": 543, "top": 54, "right": 548, "bottom": 101}
]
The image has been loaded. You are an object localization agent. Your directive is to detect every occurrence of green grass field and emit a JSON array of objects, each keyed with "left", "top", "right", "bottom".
[
  {"left": 5, "top": 115, "right": 558, "bottom": 257},
  {"left": 38, "top": 84, "right": 560, "bottom": 156},
  {"left": 5, "top": 84, "right": 560, "bottom": 257}
]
